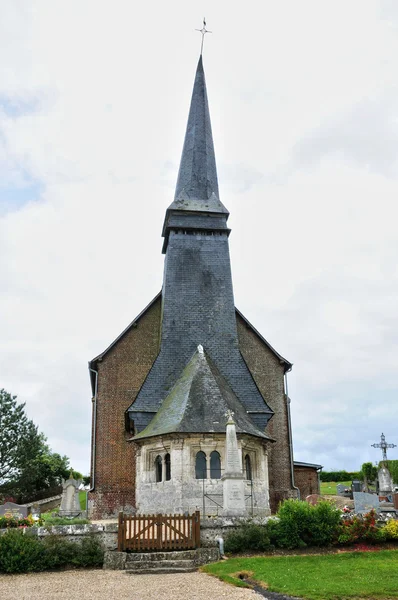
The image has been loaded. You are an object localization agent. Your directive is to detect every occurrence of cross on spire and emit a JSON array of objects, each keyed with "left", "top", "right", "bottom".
[
  {"left": 371, "top": 432, "right": 397, "bottom": 462},
  {"left": 196, "top": 18, "right": 212, "bottom": 55}
]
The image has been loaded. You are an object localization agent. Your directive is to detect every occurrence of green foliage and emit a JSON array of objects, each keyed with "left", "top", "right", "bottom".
[
  {"left": 337, "top": 510, "right": 384, "bottom": 545},
  {"left": 320, "top": 470, "right": 361, "bottom": 482},
  {"left": 384, "top": 520, "right": 398, "bottom": 540},
  {"left": 0, "top": 530, "right": 104, "bottom": 573},
  {"left": 0, "top": 530, "right": 47, "bottom": 573},
  {"left": 225, "top": 500, "right": 342, "bottom": 553},
  {"left": 224, "top": 522, "right": 272, "bottom": 553},
  {"left": 41, "top": 516, "right": 89, "bottom": 526},
  {"left": 385, "top": 460, "right": 398, "bottom": 485},
  {"left": 203, "top": 551, "right": 398, "bottom": 600},
  {"left": 0, "top": 388, "right": 72, "bottom": 503},
  {"left": 361, "top": 462, "right": 377, "bottom": 482},
  {"left": 273, "top": 500, "right": 342, "bottom": 549}
]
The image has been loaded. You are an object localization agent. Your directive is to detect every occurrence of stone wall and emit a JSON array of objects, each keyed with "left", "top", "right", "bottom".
[
  {"left": 135, "top": 434, "right": 270, "bottom": 516},
  {"left": 88, "top": 296, "right": 162, "bottom": 519}
]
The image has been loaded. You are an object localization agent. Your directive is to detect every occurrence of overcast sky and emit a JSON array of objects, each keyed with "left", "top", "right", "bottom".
[{"left": 1, "top": 1, "right": 398, "bottom": 476}]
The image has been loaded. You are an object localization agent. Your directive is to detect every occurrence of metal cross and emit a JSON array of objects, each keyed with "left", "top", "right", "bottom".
[
  {"left": 196, "top": 18, "right": 212, "bottom": 55},
  {"left": 371, "top": 432, "right": 397, "bottom": 462}
]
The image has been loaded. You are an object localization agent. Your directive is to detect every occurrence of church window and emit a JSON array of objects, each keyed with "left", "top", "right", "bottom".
[
  {"left": 195, "top": 451, "right": 207, "bottom": 479},
  {"left": 165, "top": 453, "right": 171, "bottom": 481},
  {"left": 245, "top": 454, "right": 252, "bottom": 481},
  {"left": 155, "top": 455, "right": 162, "bottom": 482},
  {"left": 210, "top": 451, "right": 221, "bottom": 479}
]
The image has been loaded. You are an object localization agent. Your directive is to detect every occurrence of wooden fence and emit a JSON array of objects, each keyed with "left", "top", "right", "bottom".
[{"left": 118, "top": 511, "right": 200, "bottom": 552}]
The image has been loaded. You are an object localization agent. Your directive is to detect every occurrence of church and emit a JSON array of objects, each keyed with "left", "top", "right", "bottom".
[{"left": 88, "top": 54, "right": 301, "bottom": 520}]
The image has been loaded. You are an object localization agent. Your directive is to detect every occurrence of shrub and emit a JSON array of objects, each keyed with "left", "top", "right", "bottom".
[
  {"left": 0, "top": 530, "right": 47, "bottom": 573},
  {"left": 0, "top": 530, "right": 104, "bottom": 573},
  {"left": 383, "top": 519, "right": 398, "bottom": 540},
  {"left": 337, "top": 510, "right": 383, "bottom": 545},
  {"left": 225, "top": 522, "right": 272, "bottom": 554},
  {"left": 274, "top": 500, "right": 341, "bottom": 549}
]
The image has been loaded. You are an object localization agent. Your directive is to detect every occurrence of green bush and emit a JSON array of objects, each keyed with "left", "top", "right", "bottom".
[
  {"left": 337, "top": 510, "right": 384, "bottom": 545},
  {"left": 274, "top": 500, "right": 342, "bottom": 549},
  {"left": 225, "top": 522, "right": 272, "bottom": 554},
  {"left": 0, "top": 530, "right": 47, "bottom": 573},
  {"left": 0, "top": 530, "right": 104, "bottom": 573}
]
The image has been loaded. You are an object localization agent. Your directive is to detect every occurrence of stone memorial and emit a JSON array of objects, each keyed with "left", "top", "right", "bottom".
[
  {"left": 378, "top": 465, "right": 393, "bottom": 495},
  {"left": 353, "top": 492, "right": 380, "bottom": 514},
  {"left": 59, "top": 475, "right": 82, "bottom": 516},
  {"left": 0, "top": 501, "right": 28, "bottom": 519},
  {"left": 221, "top": 410, "right": 247, "bottom": 517}
]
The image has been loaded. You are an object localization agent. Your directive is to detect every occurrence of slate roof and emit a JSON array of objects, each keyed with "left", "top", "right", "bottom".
[
  {"left": 133, "top": 345, "right": 274, "bottom": 442},
  {"left": 163, "top": 55, "right": 228, "bottom": 230}
]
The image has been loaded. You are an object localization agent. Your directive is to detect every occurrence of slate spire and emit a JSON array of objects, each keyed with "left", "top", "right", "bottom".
[{"left": 165, "top": 55, "right": 228, "bottom": 216}]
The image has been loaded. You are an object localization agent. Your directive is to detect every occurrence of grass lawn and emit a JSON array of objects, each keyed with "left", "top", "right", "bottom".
[
  {"left": 203, "top": 550, "right": 398, "bottom": 600},
  {"left": 79, "top": 490, "right": 87, "bottom": 510},
  {"left": 320, "top": 480, "right": 351, "bottom": 495}
]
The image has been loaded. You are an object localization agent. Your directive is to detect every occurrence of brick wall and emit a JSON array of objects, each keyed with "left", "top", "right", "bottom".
[
  {"left": 89, "top": 299, "right": 296, "bottom": 518},
  {"left": 293, "top": 466, "right": 320, "bottom": 499},
  {"left": 88, "top": 297, "right": 162, "bottom": 519},
  {"left": 236, "top": 314, "right": 297, "bottom": 513}
]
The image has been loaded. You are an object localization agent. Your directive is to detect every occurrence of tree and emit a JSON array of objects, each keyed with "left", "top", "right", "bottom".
[
  {"left": 0, "top": 389, "right": 43, "bottom": 485},
  {"left": 0, "top": 389, "right": 73, "bottom": 502},
  {"left": 361, "top": 462, "right": 377, "bottom": 492}
]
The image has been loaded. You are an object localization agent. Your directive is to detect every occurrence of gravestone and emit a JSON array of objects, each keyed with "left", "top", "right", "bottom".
[
  {"left": 353, "top": 492, "right": 380, "bottom": 514},
  {"left": 352, "top": 480, "right": 362, "bottom": 493},
  {"left": 0, "top": 502, "right": 28, "bottom": 519},
  {"left": 305, "top": 494, "right": 324, "bottom": 505},
  {"left": 221, "top": 410, "right": 247, "bottom": 517},
  {"left": 378, "top": 465, "right": 393, "bottom": 495},
  {"left": 59, "top": 476, "right": 82, "bottom": 516},
  {"left": 337, "top": 484, "right": 351, "bottom": 497}
]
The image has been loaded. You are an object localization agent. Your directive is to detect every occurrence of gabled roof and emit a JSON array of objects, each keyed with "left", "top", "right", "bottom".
[
  {"left": 133, "top": 345, "right": 274, "bottom": 442},
  {"left": 236, "top": 308, "right": 292, "bottom": 373},
  {"left": 88, "top": 292, "right": 293, "bottom": 395}
]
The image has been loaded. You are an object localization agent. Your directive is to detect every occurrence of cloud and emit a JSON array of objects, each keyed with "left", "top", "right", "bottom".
[{"left": 1, "top": 0, "right": 398, "bottom": 477}]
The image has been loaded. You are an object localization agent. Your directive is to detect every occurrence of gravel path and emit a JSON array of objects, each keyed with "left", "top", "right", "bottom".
[{"left": 0, "top": 570, "right": 261, "bottom": 600}]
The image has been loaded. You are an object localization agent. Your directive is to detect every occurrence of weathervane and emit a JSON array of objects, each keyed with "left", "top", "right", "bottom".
[
  {"left": 225, "top": 409, "right": 235, "bottom": 424},
  {"left": 371, "top": 433, "right": 397, "bottom": 462},
  {"left": 196, "top": 18, "right": 212, "bottom": 54}
]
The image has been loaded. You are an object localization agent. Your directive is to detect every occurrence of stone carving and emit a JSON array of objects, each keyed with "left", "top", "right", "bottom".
[
  {"left": 221, "top": 412, "right": 246, "bottom": 517},
  {"left": 378, "top": 465, "right": 393, "bottom": 495}
]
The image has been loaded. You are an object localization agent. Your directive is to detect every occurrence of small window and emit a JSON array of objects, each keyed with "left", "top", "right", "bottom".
[
  {"left": 165, "top": 453, "right": 171, "bottom": 481},
  {"left": 245, "top": 454, "right": 252, "bottom": 481},
  {"left": 210, "top": 451, "right": 221, "bottom": 479},
  {"left": 195, "top": 451, "right": 207, "bottom": 479},
  {"left": 155, "top": 455, "right": 162, "bottom": 482}
]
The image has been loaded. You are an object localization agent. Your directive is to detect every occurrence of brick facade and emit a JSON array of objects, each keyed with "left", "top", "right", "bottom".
[
  {"left": 293, "top": 465, "right": 321, "bottom": 499},
  {"left": 89, "top": 298, "right": 296, "bottom": 518},
  {"left": 236, "top": 314, "right": 297, "bottom": 512},
  {"left": 88, "top": 297, "right": 161, "bottom": 519}
]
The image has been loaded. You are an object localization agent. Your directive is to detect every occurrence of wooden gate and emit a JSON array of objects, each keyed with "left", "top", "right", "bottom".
[{"left": 118, "top": 511, "right": 200, "bottom": 552}]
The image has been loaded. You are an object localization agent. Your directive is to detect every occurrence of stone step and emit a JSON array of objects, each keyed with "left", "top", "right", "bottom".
[
  {"left": 127, "top": 559, "right": 195, "bottom": 570},
  {"left": 125, "top": 566, "right": 197, "bottom": 575},
  {"left": 126, "top": 550, "right": 197, "bottom": 562}
]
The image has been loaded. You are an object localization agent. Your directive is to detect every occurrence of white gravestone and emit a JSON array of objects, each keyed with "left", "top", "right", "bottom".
[
  {"left": 59, "top": 476, "right": 82, "bottom": 516},
  {"left": 221, "top": 411, "right": 247, "bottom": 517},
  {"left": 378, "top": 466, "right": 393, "bottom": 495}
]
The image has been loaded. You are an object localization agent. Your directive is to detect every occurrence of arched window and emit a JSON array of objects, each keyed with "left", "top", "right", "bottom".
[
  {"left": 155, "top": 455, "right": 162, "bottom": 482},
  {"left": 245, "top": 454, "right": 252, "bottom": 481},
  {"left": 195, "top": 451, "right": 207, "bottom": 479},
  {"left": 210, "top": 451, "right": 221, "bottom": 479},
  {"left": 165, "top": 453, "right": 171, "bottom": 481}
]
